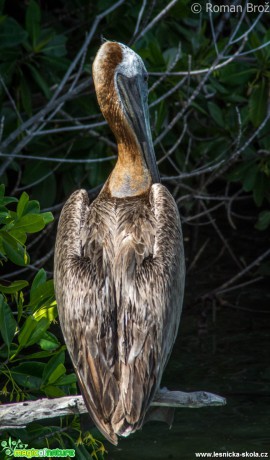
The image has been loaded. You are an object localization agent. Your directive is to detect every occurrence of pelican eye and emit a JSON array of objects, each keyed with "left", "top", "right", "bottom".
[{"left": 143, "top": 74, "right": 148, "bottom": 83}]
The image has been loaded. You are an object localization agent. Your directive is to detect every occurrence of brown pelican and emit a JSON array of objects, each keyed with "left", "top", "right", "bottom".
[{"left": 54, "top": 41, "right": 185, "bottom": 445}]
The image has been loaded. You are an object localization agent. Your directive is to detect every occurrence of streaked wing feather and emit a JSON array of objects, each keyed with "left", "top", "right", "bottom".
[
  {"left": 54, "top": 189, "right": 118, "bottom": 445},
  {"left": 54, "top": 183, "right": 185, "bottom": 442},
  {"left": 114, "top": 184, "right": 185, "bottom": 433}
]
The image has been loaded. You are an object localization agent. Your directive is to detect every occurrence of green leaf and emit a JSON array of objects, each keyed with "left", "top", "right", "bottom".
[
  {"left": 0, "top": 17, "right": 28, "bottom": 48},
  {"left": 41, "top": 211, "right": 54, "bottom": 225},
  {"left": 31, "top": 269, "right": 47, "bottom": 293},
  {"left": 0, "top": 280, "right": 28, "bottom": 294},
  {"left": 228, "top": 159, "right": 256, "bottom": 183},
  {"left": 207, "top": 102, "right": 224, "bottom": 128},
  {"left": 163, "top": 47, "right": 181, "bottom": 67},
  {"left": 249, "top": 79, "right": 268, "bottom": 128},
  {"left": 12, "top": 347, "right": 64, "bottom": 362},
  {"left": 56, "top": 373, "right": 77, "bottom": 386},
  {"left": 0, "top": 184, "right": 5, "bottom": 200},
  {"left": 17, "top": 192, "right": 29, "bottom": 219},
  {"left": 34, "top": 28, "right": 54, "bottom": 53},
  {"left": 42, "top": 350, "right": 65, "bottom": 385},
  {"left": 255, "top": 211, "right": 270, "bottom": 231},
  {"left": 12, "top": 362, "right": 45, "bottom": 389},
  {"left": 2, "top": 196, "right": 18, "bottom": 206},
  {"left": 0, "top": 294, "right": 17, "bottom": 351},
  {"left": 11, "top": 214, "right": 46, "bottom": 234},
  {"left": 33, "top": 304, "right": 57, "bottom": 323},
  {"left": 44, "top": 385, "right": 66, "bottom": 398},
  {"left": 29, "top": 280, "right": 55, "bottom": 308},
  {"left": 0, "top": 343, "right": 18, "bottom": 359},
  {"left": 220, "top": 62, "right": 255, "bottom": 86},
  {"left": 24, "top": 200, "right": 40, "bottom": 214},
  {"left": 16, "top": 350, "right": 57, "bottom": 360},
  {"left": 1, "top": 231, "right": 29, "bottom": 266},
  {"left": 43, "top": 34, "right": 67, "bottom": 57},
  {"left": 48, "top": 363, "right": 66, "bottom": 384},
  {"left": 242, "top": 166, "right": 258, "bottom": 192},
  {"left": 27, "top": 63, "right": 50, "bottom": 98},
  {"left": 17, "top": 316, "right": 38, "bottom": 348},
  {"left": 40, "top": 54, "right": 70, "bottom": 72},
  {"left": 26, "top": 0, "right": 41, "bottom": 47},
  {"left": 26, "top": 317, "right": 50, "bottom": 346},
  {"left": 38, "top": 331, "right": 61, "bottom": 351},
  {"left": 18, "top": 316, "right": 50, "bottom": 349},
  {"left": 0, "top": 212, "right": 9, "bottom": 226}
]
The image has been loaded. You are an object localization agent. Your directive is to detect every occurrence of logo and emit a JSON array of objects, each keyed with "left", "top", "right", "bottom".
[
  {"left": 1, "top": 438, "right": 28, "bottom": 457},
  {"left": 1, "top": 437, "right": 75, "bottom": 458}
]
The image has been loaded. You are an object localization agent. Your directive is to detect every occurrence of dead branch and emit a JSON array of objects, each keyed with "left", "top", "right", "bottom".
[
  {"left": 0, "top": 390, "right": 226, "bottom": 430},
  {"left": 206, "top": 247, "right": 270, "bottom": 297}
]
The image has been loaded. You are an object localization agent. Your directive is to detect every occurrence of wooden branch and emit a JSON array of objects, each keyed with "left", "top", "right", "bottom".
[
  {"left": 151, "top": 389, "right": 226, "bottom": 408},
  {"left": 0, "top": 390, "right": 226, "bottom": 430}
]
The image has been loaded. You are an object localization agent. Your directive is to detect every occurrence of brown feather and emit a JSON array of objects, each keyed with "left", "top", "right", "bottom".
[
  {"left": 54, "top": 41, "right": 185, "bottom": 445},
  {"left": 54, "top": 186, "right": 184, "bottom": 443}
]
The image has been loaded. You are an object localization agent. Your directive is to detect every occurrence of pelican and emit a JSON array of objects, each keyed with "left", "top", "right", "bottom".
[{"left": 54, "top": 41, "right": 185, "bottom": 445}]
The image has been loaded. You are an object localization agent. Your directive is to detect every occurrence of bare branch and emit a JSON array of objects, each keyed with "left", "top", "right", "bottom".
[
  {"left": 0, "top": 0, "right": 125, "bottom": 176},
  {"left": 135, "top": 0, "right": 178, "bottom": 42},
  {"left": 0, "top": 390, "right": 226, "bottom": 430},
  {"left": 0, "top": 75, "right": 23, "bottom": 124},
  {"left": 207, "top": 248, "right": 270, "bottom": 297},
  {"left": 133, "top": 0, "right": 147, "bottom": 37},
  {"left": 30, "top": 121, "right": 107, "bottom": 137},
  {"left": 0, "top": 152, "right": 116, "bottom": 164},
  {"left": 149, "top": 53, "right": 245, "bottom": 77}
]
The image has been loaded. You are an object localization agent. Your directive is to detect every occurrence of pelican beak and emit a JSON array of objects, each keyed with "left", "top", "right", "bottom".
[{"left": 117, "top": 73, "right": 160, "bottom": 184}]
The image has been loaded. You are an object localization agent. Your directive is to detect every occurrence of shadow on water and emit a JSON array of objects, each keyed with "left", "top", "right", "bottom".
[{"left": 105, "top": 287, "right": 270, "bottom": 459}]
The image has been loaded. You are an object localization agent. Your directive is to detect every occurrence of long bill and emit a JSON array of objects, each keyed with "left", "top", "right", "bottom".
[{"left": 117, "top": 73, "right": 160, "bottom": 184}]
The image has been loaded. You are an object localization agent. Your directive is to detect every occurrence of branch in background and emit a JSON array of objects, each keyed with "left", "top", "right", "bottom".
[
  {"left": 0, "top": 152, "right": 116, "bottom": 164},
  {"left": 0, "top": 0, "right": 125, "bottom": 176},
  {"left": 134, "top": 0, "right": 178, "bottom": 42},
  {"left": 205, "top": 248, "right": 270, "bottom": 298}
]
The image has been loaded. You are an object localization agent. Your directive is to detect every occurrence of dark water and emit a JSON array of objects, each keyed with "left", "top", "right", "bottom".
[{"left": 103, "top": 293, "right": 270, "bottom": 459}]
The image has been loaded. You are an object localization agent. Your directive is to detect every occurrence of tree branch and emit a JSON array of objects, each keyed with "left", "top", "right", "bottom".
[{"left": 0, "top": 390, "right": 226, "bottom": 430}]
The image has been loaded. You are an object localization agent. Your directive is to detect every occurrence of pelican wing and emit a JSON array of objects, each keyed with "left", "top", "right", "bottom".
[
  {"left": 111, "top": 183, "right": 185, "bottom": 434},
  {"left": 54, "top": 189, "right": 119, "bottom": 444}
]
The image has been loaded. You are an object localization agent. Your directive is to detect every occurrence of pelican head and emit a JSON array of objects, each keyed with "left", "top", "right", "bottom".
[{"left": 92, "top": 41, "right": 160, "bottom": 195}]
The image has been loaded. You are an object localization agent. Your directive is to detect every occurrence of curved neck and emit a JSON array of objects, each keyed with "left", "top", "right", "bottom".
[{"left": 108, "top": 131, "right": 152, "bottom": 198}]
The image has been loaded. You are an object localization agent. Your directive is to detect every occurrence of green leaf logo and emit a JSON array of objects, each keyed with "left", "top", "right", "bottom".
[{"left": 1, "top": 437, "right": 28, "bottom": 456}]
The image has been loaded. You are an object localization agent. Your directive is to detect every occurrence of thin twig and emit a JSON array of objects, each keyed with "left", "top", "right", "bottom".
[
  {"left": 0, "top": 152, "right": 116, "bottom": 164},
  {"left": 133, "top": 0, "right": 147, "bottom": 37},
  {"left": 135, "top": 0, "right": 178, "bottom": 42},
  {"left": 207, "top": 248, "right": 270, "bottom": 297}
]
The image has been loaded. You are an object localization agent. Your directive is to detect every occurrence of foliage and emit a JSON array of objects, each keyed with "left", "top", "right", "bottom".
[
  {"left": 0, "top": 187, "right": 105, "bottom": 459},
  {"left": 0, "top": 184, "right": 53, "bottom": 266}
]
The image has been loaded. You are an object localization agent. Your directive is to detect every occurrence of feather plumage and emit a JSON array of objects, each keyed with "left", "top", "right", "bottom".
[
  {"left": 54, "top": 41, "right": 185, "bottom": 445},
  {"left": 54, "top": 186, "right": 184, "bottom": 444}
]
